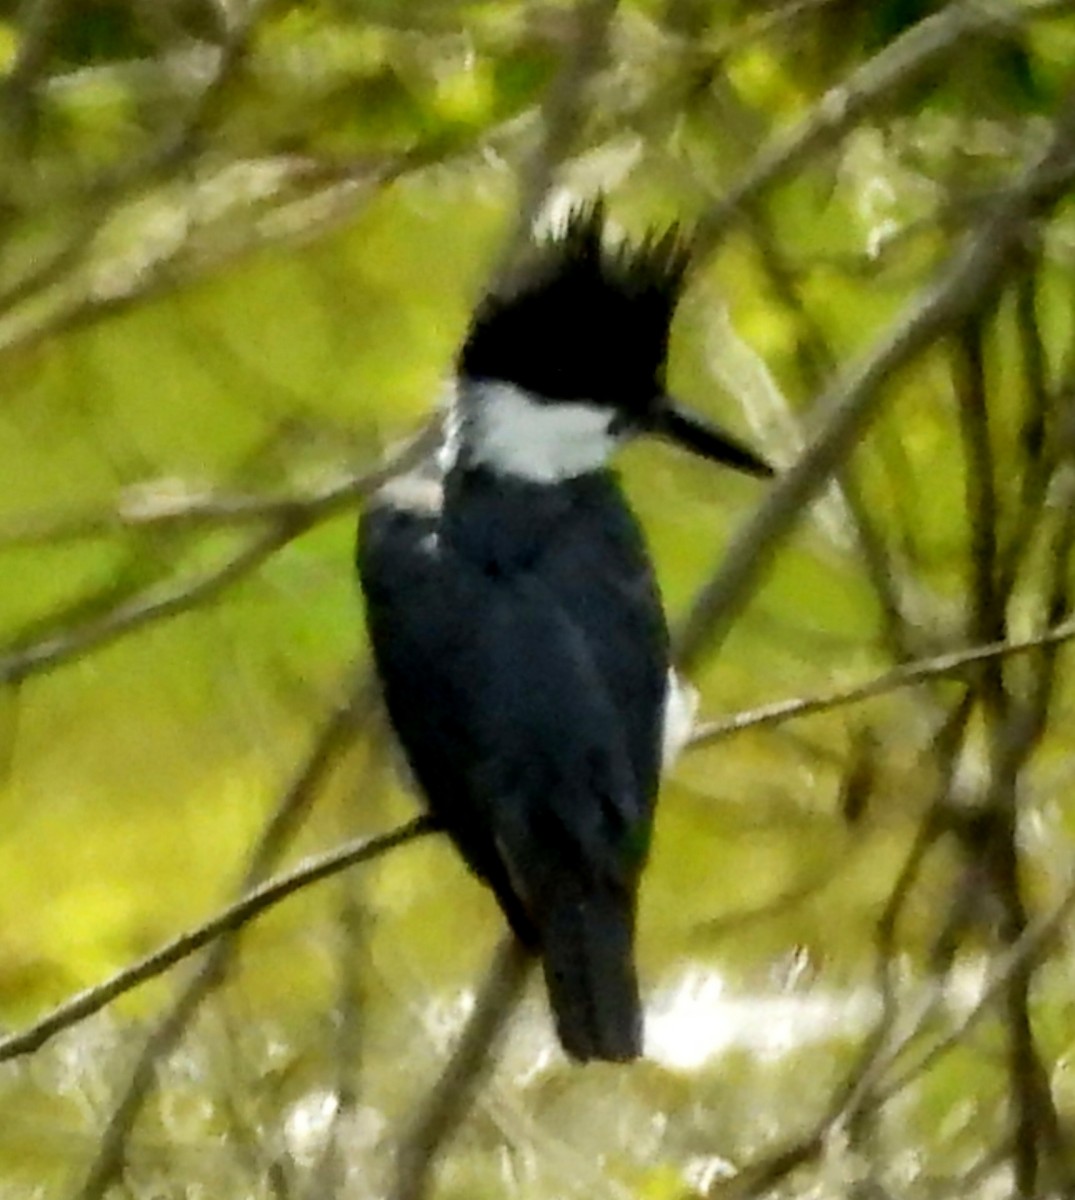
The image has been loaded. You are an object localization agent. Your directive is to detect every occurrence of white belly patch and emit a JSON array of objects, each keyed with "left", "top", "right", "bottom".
[{"left": 661, "top": 670, "right": 699, "bottom": 771}]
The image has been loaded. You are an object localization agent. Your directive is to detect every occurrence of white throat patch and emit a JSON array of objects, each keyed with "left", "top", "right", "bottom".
[{"left": 461, "top": 380, "right": 620, "bottom": 482}]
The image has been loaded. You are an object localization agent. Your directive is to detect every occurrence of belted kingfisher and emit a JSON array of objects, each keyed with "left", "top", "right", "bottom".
[{"left": 357, "top": 202, "right": 772, "bottom": 1062}]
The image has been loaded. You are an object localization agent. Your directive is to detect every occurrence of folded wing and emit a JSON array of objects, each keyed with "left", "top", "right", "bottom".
[{"left": 358, "top": 485, "right": 655, "bottom": 1060}]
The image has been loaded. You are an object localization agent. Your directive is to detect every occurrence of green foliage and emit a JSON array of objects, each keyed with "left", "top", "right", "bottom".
[{"left": 1, "top": 1, "right": 1075, "bottom": 1197}]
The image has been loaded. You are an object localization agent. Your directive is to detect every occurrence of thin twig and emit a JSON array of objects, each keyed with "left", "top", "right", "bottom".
[
  {"left": 391, "top": 935, "right": 535, "bottom": 1200},
  {"left": 997, "top": 272, "right": 1056, "bottom": 600},
  {"left": 739, "top": 204, "right": 915, "bottom": 661},
  {"left": 1, "top": 524, "right": 291, "bottom": 687},
  {"left": 0, "top": 140, "right": 440, "bottom": 363},
  {"left": 0, "top": 816, "right": 433, "bottom": 1064},
  {"left": 675, "top": 84, "right": 1075, "bottom": 671},
  {"left": 489, "top": 0, "right": 620, "bottom": 287},
  {"left": 953, "top": 310, "right": 1008, "bottom": 719},
  {"left": 691, "top": 0, "right": 1075, "bottom": 262},
  {"left": 71, "top": 678, "right": 375, "bottom": 1200},
  {"left": 709, "top": 694, "right": 973, "bottom": 1200},
  {"left": 0, "top": 423, "right": 439, "bottom": 687},
  {"left": 0, "top": 470, "right": 392, "bottom": 548},
  {"left": 878, "top": 872, "right": 1075, "bottom": 1103},
  {"left": 689, "top": 613, "right": 1075, "bottom": 745},
  {"left": 307, "top": 879, "right": 371, "bottom": 1200},
  {"left": 986, "top": 471, "right": 1075, "bottom": 1192},
  {"left": 0, "top": 0, "right": 262, "bottom": 323},
  {"left": 717, "top": 860, "right": 1075, "bottom": 1200}
]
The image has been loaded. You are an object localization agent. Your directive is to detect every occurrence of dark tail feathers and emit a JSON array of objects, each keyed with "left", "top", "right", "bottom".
[{"left": 540, "top": 889, "right": 642, "bottom": 1062}]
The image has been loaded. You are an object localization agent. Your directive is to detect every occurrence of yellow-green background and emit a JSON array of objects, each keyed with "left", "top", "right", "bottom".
[{"left": 1, "top": 1, "right": 1075, "bottom": 1196}]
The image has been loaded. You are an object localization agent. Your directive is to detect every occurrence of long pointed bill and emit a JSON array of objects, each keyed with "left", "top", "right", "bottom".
[{"left": 654, "top": 399, "right": 774, "bottom": 478}]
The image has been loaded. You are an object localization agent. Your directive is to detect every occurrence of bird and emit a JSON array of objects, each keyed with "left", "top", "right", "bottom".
[{"left": 356, "top": 201, "right": 772, "bottom": 1062}]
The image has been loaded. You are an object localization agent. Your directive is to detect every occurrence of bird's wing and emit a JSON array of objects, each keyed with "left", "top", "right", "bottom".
[
  {"left": 525, "top": 476, "right": 669, "bottom": 807},
  {"left": 357, "top": 490, "right": 647, "bottom": 929}
]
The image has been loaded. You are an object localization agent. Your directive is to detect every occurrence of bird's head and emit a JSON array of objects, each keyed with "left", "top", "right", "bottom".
[{"left": 454, "top": 200, "right": 774, "bottom": 484}]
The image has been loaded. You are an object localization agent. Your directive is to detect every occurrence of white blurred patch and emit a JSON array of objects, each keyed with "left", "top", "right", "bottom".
[
  {"left": 284, "top": 1091, "right": 386, "bottom": 1167},
  {"left": 648, "top": 967, "right": 879, "bottom": 1071},
  {"left": 683, "top": 1155, "right": 737, "bottom": 1193},
  {"left": 370, "top": 472, "right": 443, "bottom": 517},
  {"left": 661, "top": 669, "right": 698, "bottom": 770},
  {"left": 436, "top": 380, "right": 462, "bottom": 474},
  {"left": 284, "top": 1089, "right": 339, "bottom": 1162}
]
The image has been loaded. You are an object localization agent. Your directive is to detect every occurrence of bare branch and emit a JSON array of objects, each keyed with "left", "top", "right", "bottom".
[
  {"left": 489, "top": 0, "right": 620, "bottom": 288},
  {"left": 952, "top": 310, "right": 1008, "bottom": 719},
  {"left": 0, "top": 0, "right": 264, "bottom": 324},
  {"left": 737, "top": 205, "right": 917, "bottom": 661},
  {"left": 692, "top": 0, "right": 1075, "bottom": 261},
  {"left": 996, "top": 273, "right": 1056, "bottom": 600},
  {"left": 0, "top": 440, "right": 435, "bottom": 549},
  {"left": 391, "top": 935, "right": 534, "bottom": 1200},
  {"left": 1, "top": 525, "right": 289, "bottom": 687},
  {"left": 689, "top": 613, "right": 1075, "bottom": 745},
  {"left": 877, "top": 872, "right": 1075, "bottom": 1104},
  {"left": 71, "top": 678, "right": 375, "bottom": 1200},
  {"left": 12, "top": 618, "right": 1072, "bottom": 1070},
  {"left": 675, "top": 84, "right": 1075, "bottom": 671},
  {"left": 0, "top": 816, "right": 433, "bottom": 1064},
  {"left": 716, "top": 848, "right": 1075, "bottom": 1200},
  {"left": 0, "top": 422, "right": 440, "bottom": 686}
]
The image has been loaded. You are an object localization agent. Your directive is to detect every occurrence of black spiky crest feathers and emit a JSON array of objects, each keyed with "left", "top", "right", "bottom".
[{"left": 458, "top": 201, "right": 691, "bottom": 416}]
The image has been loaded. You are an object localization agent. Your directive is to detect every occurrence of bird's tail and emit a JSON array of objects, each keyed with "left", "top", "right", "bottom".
[{"left": 539, "top": 887, "right": 642, "bottom": 1062}]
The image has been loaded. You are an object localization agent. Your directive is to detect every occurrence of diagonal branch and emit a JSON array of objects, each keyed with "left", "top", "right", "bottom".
[
  {"left": 691, "top": 0, "right": 1075, "bottom": 263},
  {"left": 391, "top": 935, "right": 535, "bottom": 1200},
  {"left": 877, "top": 873, "right": 1075, "bottom": 1104},
  {"left": 0, "top": 815, "right": 434, "bottom": 1064},
  {"left": 0, "top": 422, "right": 440, "bottom": 687},
  {"left": 71, "top": 677, "right": 375, "bottom": 1200},
  {"left": 675, "top": 84, "right": 1075, "bottom": 672}
]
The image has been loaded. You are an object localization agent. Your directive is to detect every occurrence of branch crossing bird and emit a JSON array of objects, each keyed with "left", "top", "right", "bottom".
[{"left": 357, "top": 201, "right": 772, "bottom": 1061}]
